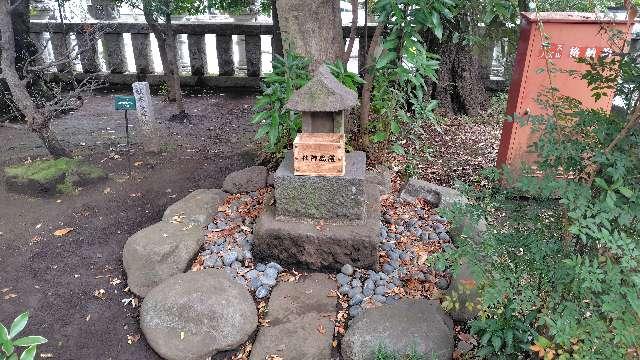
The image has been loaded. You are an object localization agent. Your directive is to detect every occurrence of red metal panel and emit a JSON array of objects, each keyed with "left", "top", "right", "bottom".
[{"left": 496, "top": 12, "right": 632, "bottom": 171}]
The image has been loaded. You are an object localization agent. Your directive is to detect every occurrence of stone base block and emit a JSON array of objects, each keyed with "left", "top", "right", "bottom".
[
  {"left": 253, "top": 184, "right": 381, "bottom": 271},
  {"left": 274, "top": 151, "right": 366, "bottom": 221}
]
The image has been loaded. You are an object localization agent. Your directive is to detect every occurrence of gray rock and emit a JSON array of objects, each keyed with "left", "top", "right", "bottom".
[
  {"left": 123, "top": 221, "right": 203, "bottom": 297},
  {"left": 372, "top": 295, "right": 386, "bottom": 303},
  {"left": 222, "top": 166, "right": 268, "bottom": 194},
  {"left": 253, "top": 183, "right": 380, "bottom": 271},
  {"left": 162, "top": 189, "right": 226, "bottom": 226},
  {"left": 401, "top": 179, "right": 469, "bottom": 209},
  {"left": 350, "top": 293, "right": 365, "bottom": 306},
  {"left": 341, "top": 264, "right": 355, "bottom": 276},
  {"left": 249, "top": 277, "right": 262, "bottom": 290},
  {"left": 436, "top": 278, "right": 450, "bottom": 290},
  {"left": 250, "top": 274, "right": 337, "bottom": 360},
  {"left": 263, "top": 267, "right": 279, "bottom": 281},
  {"left": 266, "top": 262, "right": 283, "bottom": 272},
  {"left": 255, "top": 286, "right": 270, "bottom": 299},
  {"left": 245, "top": 269, "right": 259, "bottom": 279},
  {"left": 141, "top": 270, "right": 257, "bottom": 360},
  {"left": 382, "top": 264, "right": 395, "bottom": 275},
  {"left": 260, "top": 273, "right": 277, "bottom": 287},
  {"left": 337, "top": 273, "right": 351, "bottom": 286},
  {"left": 342, "top": 299, "right": 454, "bottom": 360},
  {"left": 255, "top": 263, "right": 267, "bottom": 272},
  {"left": 223, "top": 250, "right": 238, "bottom": 266},
  {"left": 363, "top": 287, "right": 374, "bottom": 297},
  {"left": 203, "top": 255, "right": 219, "bottom": 268},
  {"left": 339, "top": 285, "right": 351, "bottom": 295},
  {"left": 274, "top": 151, "right": 367, "bottom": 221},
  {"left": 349, "top": 305, "right": 363, "bottom": 317},
  {"left": 348, "top": 287, "right": 363, "bottom": 298},
  {"left": 374, "top": 286, "right": 387, "bottom": 296},
  {"left": 352, "top": 279, "right": 363, "bottom": 288}
]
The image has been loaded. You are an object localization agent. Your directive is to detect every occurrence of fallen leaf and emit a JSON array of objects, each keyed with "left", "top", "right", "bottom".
[
  {"left": 127, "top": 334, "right": 140, "bottom": 344},
  {"left": 94, "top": 289, "right": 106, "bottom": 300},
  {"left": 3, "top": 293, "right": 17, "bottom": 300},
  {"left": 86, "top": 315, "right": 91, "bottom": 321},
  {"left": 180, "top": 331, "right": 185, "bottom": 340},
  {"left": 103, "top": 187, "right": 112, "bottom": 194},
  {"left": 317, "top": 323, "right": 326, "bottom": 335},
  {"left": 134, "top": 161, "right": 144, "bottom": 166},
  {"left": 40, "top": 353, "right": 54, "bottom": 358},
  {"left": 53, "top": 227, "right": 74, "bottom": 237}
]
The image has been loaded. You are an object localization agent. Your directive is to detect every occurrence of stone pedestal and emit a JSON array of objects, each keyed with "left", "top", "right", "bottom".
[
  {"left": 274, "top": 151, "right": 366, "bottom": 221},
  {"left": 253, "top": 183, "right": 380, "bottom": 271}
]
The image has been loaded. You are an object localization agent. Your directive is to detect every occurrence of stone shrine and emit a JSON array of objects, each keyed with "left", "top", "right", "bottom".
[{"left": 253, "top": 65, "right": 380, "bottom": 271}]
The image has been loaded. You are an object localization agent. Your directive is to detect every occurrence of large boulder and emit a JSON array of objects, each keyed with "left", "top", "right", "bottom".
[
  {"left": 123, "top": 221, "right": 203, "bottom": 297},
  {"left": 342, "top": 299, "right": 454, "bottom": 360},
  {"left": 446, "top": 261, "right": 481, "bottom": 322},
  {"left": 162, "top": 189, "right": 227, "bottom": 226},
  {"left": 141, "top": 270, "right": 257, "bottom": 360},
  {"left": 250, "top": 274, "right": 337, "bottom": 360},
  {"left": 401, "top": 179, "right": 468, "bottom": 209},
  {"left": 222, "top": 166, "right": 268, "bottom": 194}
]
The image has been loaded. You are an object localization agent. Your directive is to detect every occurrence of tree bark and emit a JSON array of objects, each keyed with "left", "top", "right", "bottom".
[
  {"left": 0, "top": 0, "right": 71, "bottom": 158},
  {"left": 275, "top": 0, "right": 343, "bottom": 69}
]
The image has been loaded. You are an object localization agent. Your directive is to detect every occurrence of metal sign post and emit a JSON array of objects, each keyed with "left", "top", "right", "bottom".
[{"left": 114, "top": 96, "right": 137, "bottom": 177}]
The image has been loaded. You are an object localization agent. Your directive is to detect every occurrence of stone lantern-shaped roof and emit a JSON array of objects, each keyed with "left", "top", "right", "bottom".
[{"left": 285, "top": 65, "right": 358, "bottom": 133}]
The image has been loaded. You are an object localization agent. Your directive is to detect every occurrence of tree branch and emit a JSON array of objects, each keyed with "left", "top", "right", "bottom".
[{"left": 343, "top": 0, "right": 358, "bottom": 64}]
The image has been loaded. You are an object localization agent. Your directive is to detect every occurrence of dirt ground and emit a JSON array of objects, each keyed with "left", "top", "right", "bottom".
[{"left": 0, "top": 89, "right": 259, "bottom": 360}]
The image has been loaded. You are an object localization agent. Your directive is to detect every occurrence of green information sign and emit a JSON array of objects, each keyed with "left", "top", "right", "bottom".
[{"left": 114, "top": 96, "right": 136, "bottom": 111}]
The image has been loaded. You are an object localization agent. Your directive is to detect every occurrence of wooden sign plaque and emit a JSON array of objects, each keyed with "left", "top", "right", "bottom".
[{"left": 293, "top": 133, "right": 346, "bottom": 176}]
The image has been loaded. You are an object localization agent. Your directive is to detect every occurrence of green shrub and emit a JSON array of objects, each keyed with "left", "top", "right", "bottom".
[{"left": 0, "top": 311, "right": 47, "bottom": 360}]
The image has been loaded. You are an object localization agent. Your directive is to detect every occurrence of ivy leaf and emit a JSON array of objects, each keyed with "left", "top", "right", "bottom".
[
  {"left": 376, "top": 51, "right": 397, "bottom": 69},
  {"left": 618, "top": 186, "right": 633, "bottom": 198},
  {"left": 491, "top": 335, "right": 502, "bottom": 352},
  {"left": 390, "top": 120, "right": 401, "bottom": 134}
]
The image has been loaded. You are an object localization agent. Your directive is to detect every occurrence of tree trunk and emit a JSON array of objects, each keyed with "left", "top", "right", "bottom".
[
  {"left": 342, "top": 0, "right": 358, "bottom": 64},
  {"left": 0, "top": 0, "right": 71, "bottom": 158},
  {"left": 163, "top": 15, "right": 185, "bottom": 114},
  {"left": 275, "top": 0, "right": 343, "bottom": 68},
  {"left": 270, "top": 0, "right": 283, "bottom": 58},
  {"left": 358, "top": 23, "right": 383, "bottom": 149}
]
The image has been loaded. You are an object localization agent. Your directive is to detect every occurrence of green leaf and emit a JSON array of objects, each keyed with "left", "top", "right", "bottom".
[
  {"left": 491, "top": 335, "right": 503, "bottom": 352},
  {"left": 431, "top": 12, "right": 443, "bottom": 39},
  {"left": 9, "top": 313, "right": 28, "bottom": 339},
  {"left": 618, "top": 186, "right": 633, "bottom": 198},
  {"left": 255, "top": 124, "right": 270, "bottom": 139},
  {"left": 391, "top": 143, "right": 405, "bottom": 155},
  {"left": 2, "top": 342, "right": 14, "bottom": 357},
  {"left": 480, "top": 332, "right": 492, "bottom": 345},
  {"left": 19, "top": 346, "right": 36, "bottom": 360},
  {"left": 390, "top": 121, "right": 401, "bottom": 134},
  {"left": 0, "top": 324, "right": 8, "bottom": 343},
  {"left": 13, "top": 337, "right": 46, "bottom": 348},
  {"left": 376, "top": 51, "right": 397, "bottom": 69},
  {"left": 371, "top": 132, "right": 387, "bottom": 143}
]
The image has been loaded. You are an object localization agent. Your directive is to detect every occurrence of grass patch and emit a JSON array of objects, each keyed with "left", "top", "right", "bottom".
[{"left": 4, "top": 157, "right": 106, "bottom": 194}]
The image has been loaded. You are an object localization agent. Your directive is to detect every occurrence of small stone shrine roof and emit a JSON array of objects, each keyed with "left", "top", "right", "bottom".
[{"left": 285, "top": 65, "right": 358, "bottom": 112}]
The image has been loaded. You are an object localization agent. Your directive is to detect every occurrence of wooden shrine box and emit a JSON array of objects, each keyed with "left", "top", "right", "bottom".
[{"left": 293, "top": 133, "right": 346, "bottom": 176}]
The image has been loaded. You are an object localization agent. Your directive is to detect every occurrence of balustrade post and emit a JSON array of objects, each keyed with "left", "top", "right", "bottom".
[
  {"left": 75, "top": 30, "right": 101, "bottom": 73},
  {"left": 216, "top": 35, "right": 235, "bottom": 76},
  {"left": 50, "top": 32, "right": 73, "bottom": 73},
  {"left": 187, "top": 34, "right": 207, "bottom": 77},
  {"left": 103, "top": 33, "right": 127, "bottom": 74},
  {"left": 130, "top": 33, "right": 153, "bottom": 74},
  {"left": 245, "top": 35, "right": 261, "bottom": 77},
  {"left": 29, "top": 32, "right": 46, "bottom": 67}
]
